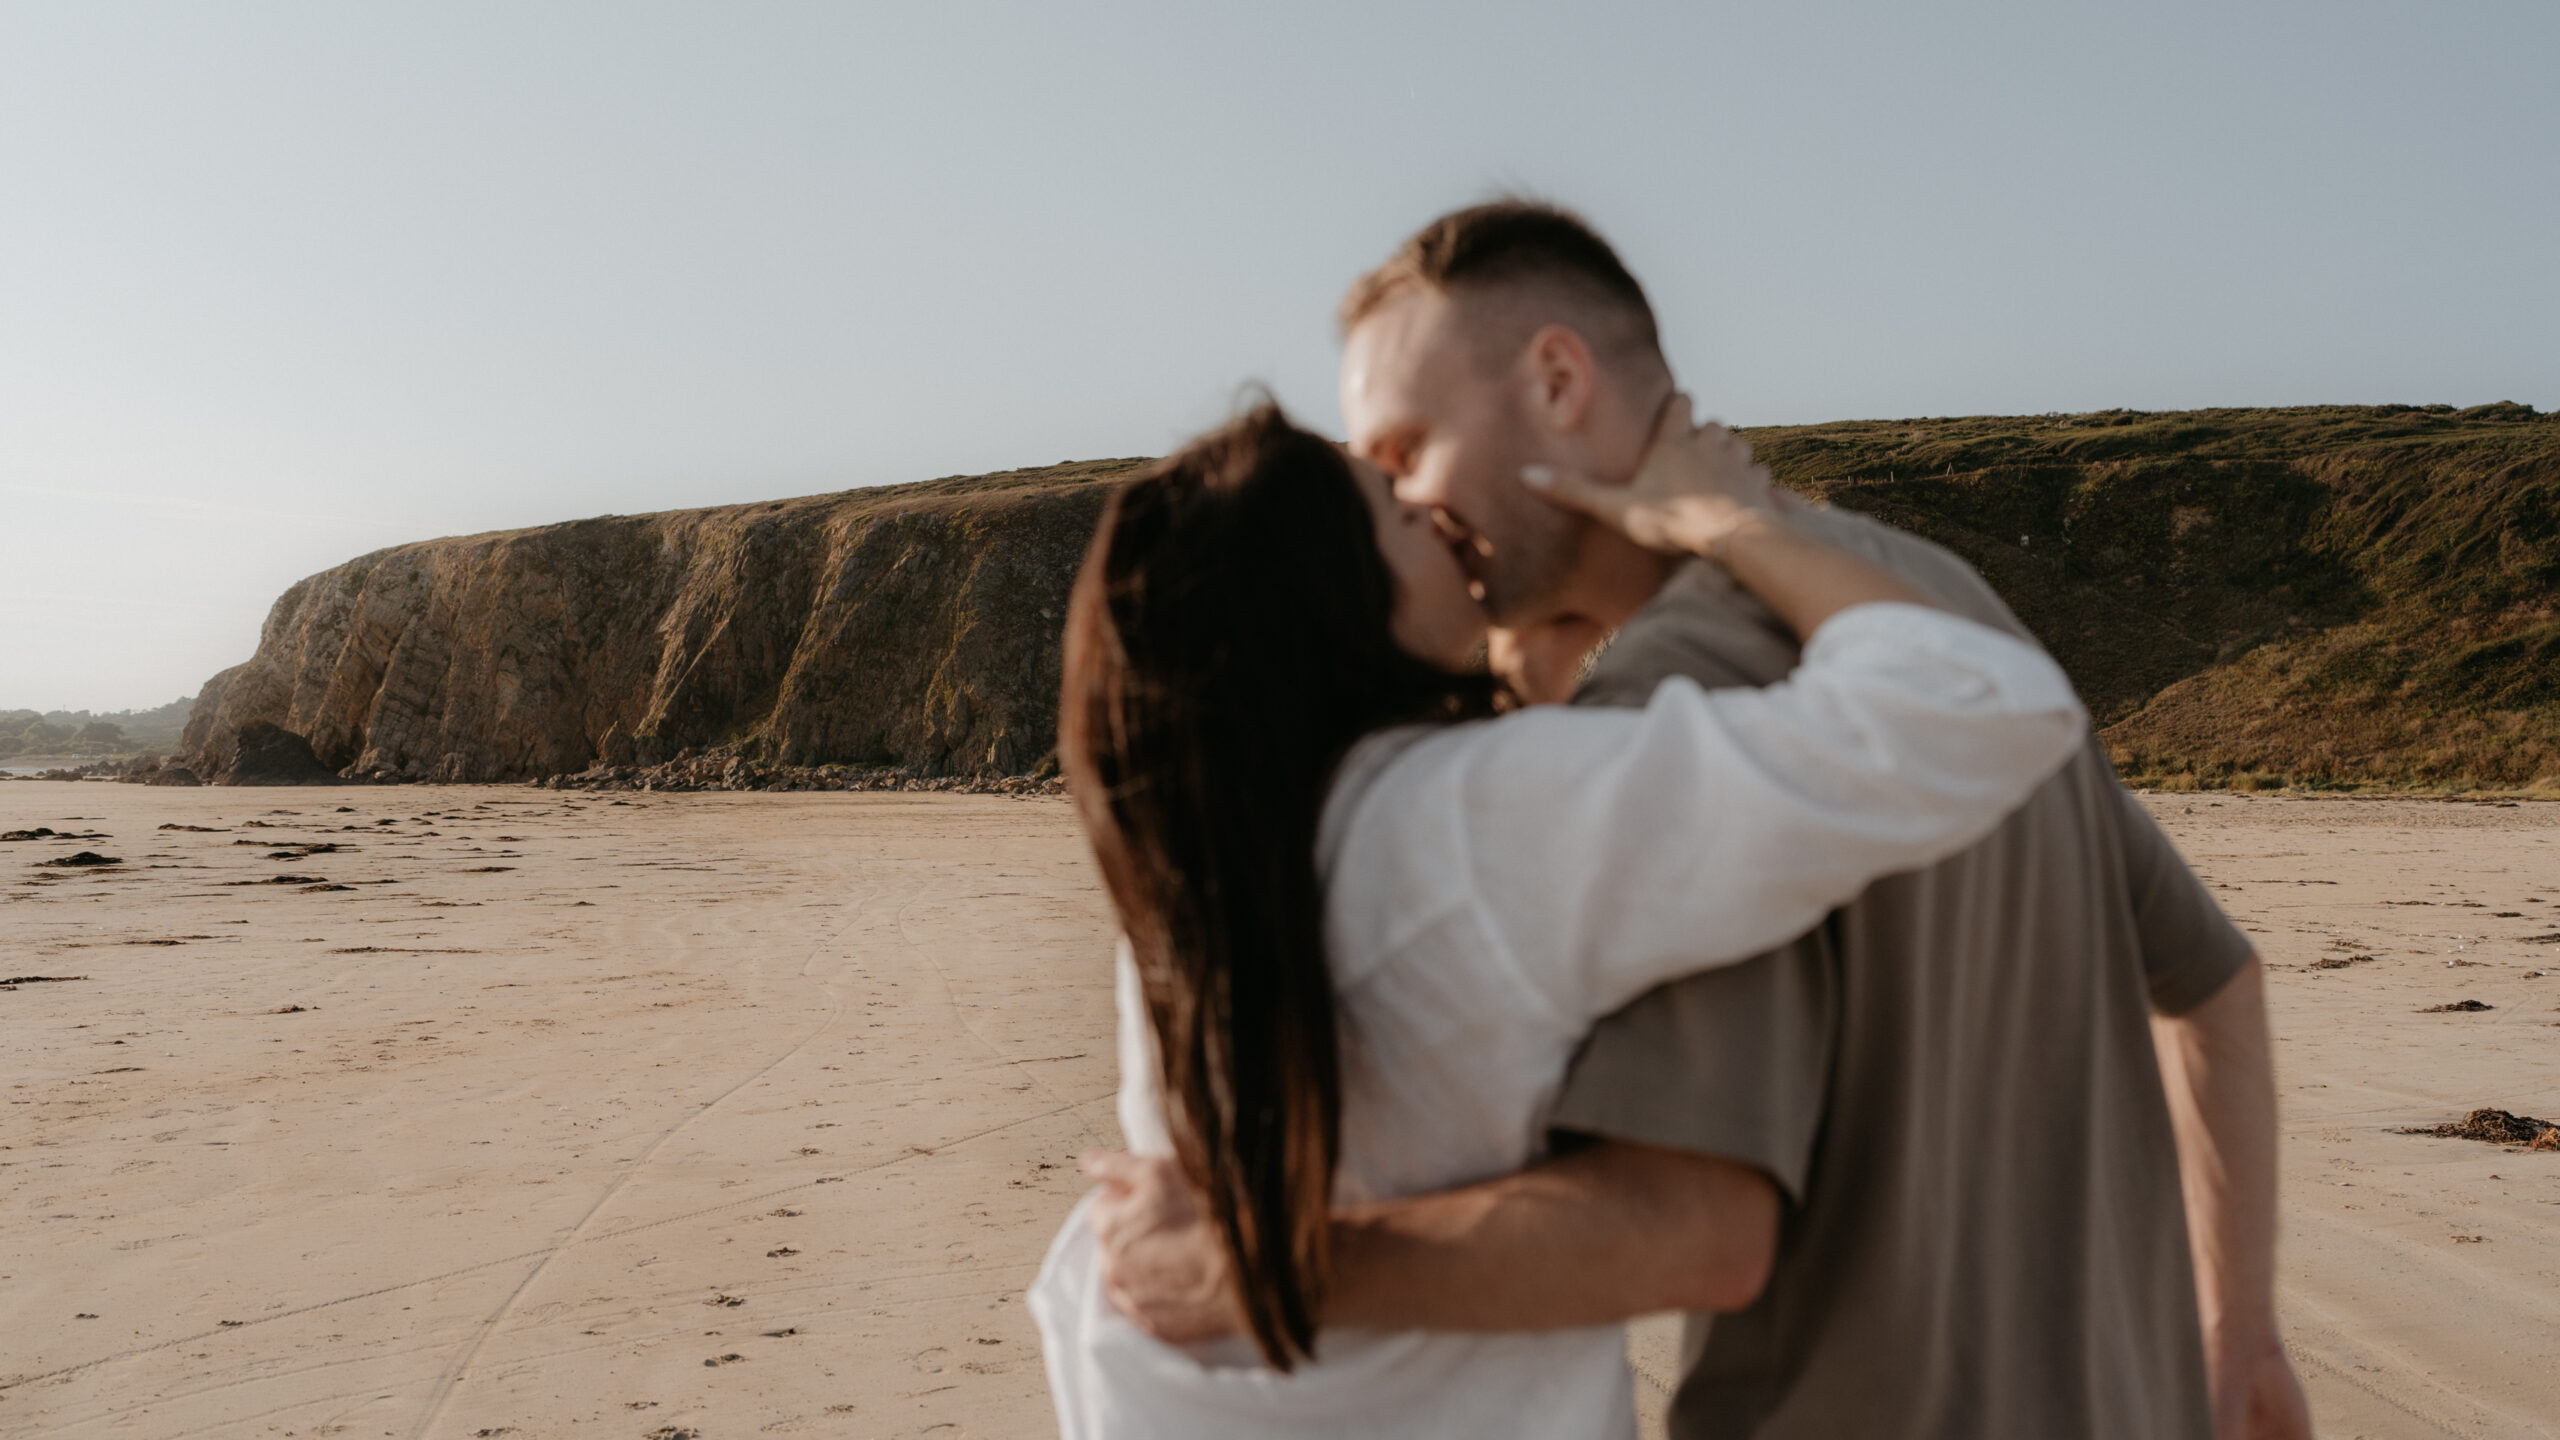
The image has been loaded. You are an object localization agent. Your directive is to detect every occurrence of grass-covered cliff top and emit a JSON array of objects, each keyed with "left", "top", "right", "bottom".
[{"left": 1742, "top": 402, "right": 2558, "bottom": 791}]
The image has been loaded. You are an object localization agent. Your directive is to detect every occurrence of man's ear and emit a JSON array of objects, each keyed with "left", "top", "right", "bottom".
[{"left": 1517, "top": 323, "right": 1601, "bottom": 438}]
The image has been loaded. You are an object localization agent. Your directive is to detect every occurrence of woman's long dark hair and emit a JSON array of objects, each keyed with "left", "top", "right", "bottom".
[{"left": 1059, "top": 402, "right": 1497, "bottom": 1369}]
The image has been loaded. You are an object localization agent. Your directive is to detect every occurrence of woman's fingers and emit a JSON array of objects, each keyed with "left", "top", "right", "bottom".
[
  {"left": 1522, "top": 463, "right": 1680, "bottom": 550},
  {"left": 1519, "top": 462, "right": 1628, "bottom": 524},
  {"left": 1516, "top": 394, "right": 1768, "bottom": 555}
]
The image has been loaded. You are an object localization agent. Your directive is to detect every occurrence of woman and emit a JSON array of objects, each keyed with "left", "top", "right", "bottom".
[{"left": 1030, "top": 400, "right": 2085, "bottom": 1437}]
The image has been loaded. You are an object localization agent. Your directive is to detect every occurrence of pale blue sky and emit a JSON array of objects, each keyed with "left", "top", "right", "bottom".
[{"left": 4, "top": 0, "right": 2553, "bottom": 710}]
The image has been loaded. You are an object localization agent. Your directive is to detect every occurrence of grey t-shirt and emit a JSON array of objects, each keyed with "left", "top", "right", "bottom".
[{"left": 1549, "top": 505, "right": 2247, "bottom": 1440}]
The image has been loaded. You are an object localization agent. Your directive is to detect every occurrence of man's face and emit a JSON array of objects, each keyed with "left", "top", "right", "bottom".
[{"left": 1340, "top": 289, "right": 1585, "bottom": 627}]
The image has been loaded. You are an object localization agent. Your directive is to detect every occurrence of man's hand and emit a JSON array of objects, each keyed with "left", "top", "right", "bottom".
[
  {"left": 2207, "top": 1326, "right": 2315, "bottom": 1440},
  {"left": 1081, "top": 1150, "right": 1244, "bottom": 1344}
]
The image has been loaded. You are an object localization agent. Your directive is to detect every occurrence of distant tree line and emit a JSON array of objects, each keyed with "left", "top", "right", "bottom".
[{"left": 0, "top": 698, "right": 193, "bottom": 760}]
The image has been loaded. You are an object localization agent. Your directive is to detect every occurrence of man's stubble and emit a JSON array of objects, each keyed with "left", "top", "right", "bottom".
[{"left": 1456, "top": 397, "right": 1596, "bottom": 630}]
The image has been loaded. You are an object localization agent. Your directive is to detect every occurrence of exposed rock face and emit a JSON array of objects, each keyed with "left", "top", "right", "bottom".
[
  {"left": 183, "top": 460, "right": 1138, "bottom": 785},
  {"left": 182, "top": 406, "right": 2560, "bottom": 791}
]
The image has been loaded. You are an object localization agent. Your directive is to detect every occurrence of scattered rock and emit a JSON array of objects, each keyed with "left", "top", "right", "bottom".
[
  {"left": 2310, "top": 954, "right": 2376, "bottom": 969},
  {"left": 538, "top": 754, "right": 1067, "bottom": 795},
  {"left": 701, "top": 1353, "right": 745, "bottom": 1367},
  {"left": 2397, "top": 1108, "right": 2559, "bottom": 1146},
  {"left": 2420, "top": 1000, "right": 2494, "bottom": 1012},
  {"left": 41, "top": 852, "right": 122, "bottom": 867},
  {"left": 112, "top": 756, "right": 201, "bottom": 786}
]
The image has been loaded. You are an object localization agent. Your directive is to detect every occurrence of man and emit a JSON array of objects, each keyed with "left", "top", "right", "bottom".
[{"left": 1084, "top": 202, "right": 2313, "bottom": 1439}]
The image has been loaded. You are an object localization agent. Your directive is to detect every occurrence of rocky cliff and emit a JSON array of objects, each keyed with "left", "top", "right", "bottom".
[
  {"left": 1747, "top": 402, "right": 2560, "bottom": 789},
  {"left": 181, "top": 459, "right": 1141, "bottom": 784},
  {"left": 183, "top": 403, "right": 2560, "bottom": 791}
]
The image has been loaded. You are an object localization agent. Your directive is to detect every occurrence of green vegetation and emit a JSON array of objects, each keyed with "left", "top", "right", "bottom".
[
  {"left": 1738, "top": 402, "right": 2559, "bottom": 791},
  {"left": 0, "top": 698, "right": 193, "bottom": 761}
]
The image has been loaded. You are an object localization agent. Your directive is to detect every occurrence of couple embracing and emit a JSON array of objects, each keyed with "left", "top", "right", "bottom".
[{"left": 1026, "top": 203, "right": 2315, "bottom": 1440}]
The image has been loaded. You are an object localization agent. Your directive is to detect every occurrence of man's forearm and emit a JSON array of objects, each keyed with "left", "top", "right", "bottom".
[
  {"left": 1325, "top": 1138, "right": 1778, "bottom": 1331},
  {"left": 2151, "top": 954, "right": 2281, "bottom": 1345}
]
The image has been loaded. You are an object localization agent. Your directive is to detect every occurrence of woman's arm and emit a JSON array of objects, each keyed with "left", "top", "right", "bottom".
[{"left": 1427, "top": 603, "right": 2085, "bottom": 1022}]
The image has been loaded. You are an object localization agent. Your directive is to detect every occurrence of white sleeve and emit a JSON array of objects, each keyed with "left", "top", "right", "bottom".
[
  {"left": 1110, "top": 938, "right": 1175, "bottom": 1158},
  {"left": 1459, "top": 601, "right": 2086, "bottom": 1023}
]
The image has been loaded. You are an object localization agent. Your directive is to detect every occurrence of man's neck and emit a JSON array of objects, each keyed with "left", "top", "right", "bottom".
[{"left": 1565, "top": 528, "right": 1680, "bottom": 632}]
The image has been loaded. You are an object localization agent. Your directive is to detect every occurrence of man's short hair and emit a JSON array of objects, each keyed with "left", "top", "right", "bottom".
[{"left": 1339, "top": 200, "right": 1663, "bottom": 365}]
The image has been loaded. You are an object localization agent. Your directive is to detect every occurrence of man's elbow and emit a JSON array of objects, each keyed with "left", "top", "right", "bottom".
[
  {"left": 1676, "top": 1172, "right": 1778, "bottom": 1313},
  {"left": 1608, "top": 1143, "right": 1780, "bottom": 1314}
]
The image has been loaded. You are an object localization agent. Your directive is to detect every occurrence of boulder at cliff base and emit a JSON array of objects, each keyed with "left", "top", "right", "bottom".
[{"left": 218, "top": 721, "right": 343, "bottom": 786}]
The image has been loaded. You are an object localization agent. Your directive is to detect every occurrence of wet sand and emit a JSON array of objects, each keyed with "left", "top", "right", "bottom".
[{"left": 4, "top": 785, "right": 2555, "bottom": 1438}]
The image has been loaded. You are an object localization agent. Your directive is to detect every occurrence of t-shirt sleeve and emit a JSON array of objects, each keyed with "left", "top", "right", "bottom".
[
  {"left": 2103, "top": 762, "right": 2255, "bottom": 1014},
  {"left": 1461, "top": 602, "right": 2087, "bottom": 1025},
  {"left": 1546, "top": 938, "right": 1835, "bottom": 1202}
]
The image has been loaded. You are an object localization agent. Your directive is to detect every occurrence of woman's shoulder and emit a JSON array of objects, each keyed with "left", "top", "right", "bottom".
[
  {"left": 1322, "top": 692, "right": 1683, "bottom": 849},
  {"left": 1316, "top": 697, "right": 1662, "bottom": 885},
  {"left": 1318, "top": 723, "right": 1469, "bottom": 869}
]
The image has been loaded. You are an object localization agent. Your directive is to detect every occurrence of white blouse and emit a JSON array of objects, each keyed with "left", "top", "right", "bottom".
[{"left": 1033, "top": 602, "right": 2087, "bottom": 1439}]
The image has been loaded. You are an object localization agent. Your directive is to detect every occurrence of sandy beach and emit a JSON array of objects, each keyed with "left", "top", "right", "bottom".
[{"left": 4, "top": 785, "right": 2555, "bottom": 1439}]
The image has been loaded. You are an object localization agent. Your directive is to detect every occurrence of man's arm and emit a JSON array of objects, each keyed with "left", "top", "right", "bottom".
[
  {"left": 1083, "top": 1140, "right": 1778, "bottom": 1342},
  {"left": 1330, "top": 1138, "right": 1778, "bottom": 1329},
  {"left": 2149, "top": 955, "right": 2314, "bottom": 1440}
]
